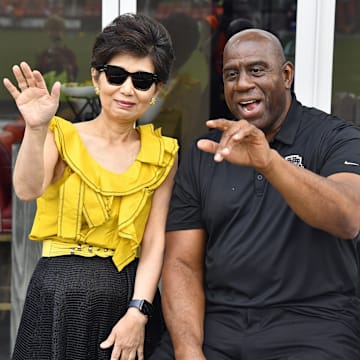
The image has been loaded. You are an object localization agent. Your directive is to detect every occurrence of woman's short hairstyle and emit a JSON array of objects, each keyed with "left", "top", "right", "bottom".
[{"left": 91, "top": 13, "right": 175, "bottom": 84}]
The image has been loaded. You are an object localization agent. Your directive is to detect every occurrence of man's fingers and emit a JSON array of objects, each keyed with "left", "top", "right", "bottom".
[
  {"left": 197, "top": 139, "right": 219, "bottom": 154},
  {"left": 197, "top": 139, "right": 225, "bottom": 162},
  {"left": 198, "top": 121, "right": 256, "bottom": 163},
  {"left": 206, "top": 118, "right": 234, "bottom": 131}
]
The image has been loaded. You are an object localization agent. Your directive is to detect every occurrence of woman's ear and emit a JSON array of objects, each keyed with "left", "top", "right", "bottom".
[
  {"left": 91, "top": 67, "right": 99, "bottom": 86},
  {"left": 154, "top": 82, "right": 163, "bottom": 97}
]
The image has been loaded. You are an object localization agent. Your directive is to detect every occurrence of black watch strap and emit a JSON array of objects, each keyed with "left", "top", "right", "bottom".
[{"left": 128, "top": 299, "right": 153, "bottom": 316}]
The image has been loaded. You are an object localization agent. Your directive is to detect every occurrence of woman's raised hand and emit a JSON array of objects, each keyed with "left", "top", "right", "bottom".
[{"left": 3, "top": 61, "right": 61, "bottom": 128}]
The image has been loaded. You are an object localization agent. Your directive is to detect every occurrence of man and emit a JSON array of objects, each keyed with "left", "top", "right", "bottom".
[
  {"left": 36, "top": 15, "right": 78, "bottom": 82},
  {"left": 151, "top": 29, "right": 360, "bottom": 359}
]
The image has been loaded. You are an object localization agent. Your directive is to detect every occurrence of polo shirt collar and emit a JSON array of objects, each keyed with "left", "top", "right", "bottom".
[{"left": 274, "top": 93, "right": 302, "bottom": 145}]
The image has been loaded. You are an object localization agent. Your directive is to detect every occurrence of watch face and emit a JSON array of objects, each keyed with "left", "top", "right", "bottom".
[
  {"left": 129, "top": 299, "right": 153, "bottom": 316},
  {"left": 141, "top": 300, "right": 153, "bottom": 315}
]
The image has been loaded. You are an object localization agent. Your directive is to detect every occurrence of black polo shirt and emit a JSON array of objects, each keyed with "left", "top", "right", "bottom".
[{"left": 166, "top": 95, "right": 360, "bottom": 311}]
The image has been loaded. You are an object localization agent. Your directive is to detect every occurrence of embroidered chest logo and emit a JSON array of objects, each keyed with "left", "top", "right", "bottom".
[{"left": 285, "top": 154, "right": 304, "bottom": 168}]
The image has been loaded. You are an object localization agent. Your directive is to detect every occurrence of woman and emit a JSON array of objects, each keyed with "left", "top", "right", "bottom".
[{"left": 3, "top": 13, "right": 178, "bottom": 360}]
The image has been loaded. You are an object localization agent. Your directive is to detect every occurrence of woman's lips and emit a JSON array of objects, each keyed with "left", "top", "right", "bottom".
[{"left": 116, "top": 99, "right": 135, "bottom": 108}]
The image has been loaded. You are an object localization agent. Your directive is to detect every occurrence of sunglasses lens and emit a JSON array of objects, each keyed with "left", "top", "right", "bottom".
[
  {"left": 132, "top": 75, "right": 154, "bottom": 91},
  {"left": 106, "top": 67, "right": 128, "bottom": 86},
  {"left": 101, "top": 65, "right": 156, "bottom": 90}
]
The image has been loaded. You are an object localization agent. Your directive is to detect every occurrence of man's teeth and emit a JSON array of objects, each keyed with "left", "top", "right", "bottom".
[
  {"left": 241, "top": 100, "right": 256, "bottom": 105},
  {"left": 241, "top": 100, "right": 257, "bottom": 112}
]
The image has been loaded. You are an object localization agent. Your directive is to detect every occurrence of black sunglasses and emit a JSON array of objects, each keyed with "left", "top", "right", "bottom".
[{"left": 96, "top": 65, "right": 159, "bottom": 91}]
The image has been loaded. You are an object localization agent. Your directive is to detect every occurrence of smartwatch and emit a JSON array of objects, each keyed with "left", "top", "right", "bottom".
[{"left": 128, "top": 299, "right": 153, "bottom": 317}]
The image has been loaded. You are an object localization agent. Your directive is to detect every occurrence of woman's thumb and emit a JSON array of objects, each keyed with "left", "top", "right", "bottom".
[{"left": 100, "top": 333, "right": 114, "bottom": 349}]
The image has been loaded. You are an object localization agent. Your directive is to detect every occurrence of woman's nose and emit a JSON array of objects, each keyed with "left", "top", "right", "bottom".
[{"left": 119, "top": 76, "right": 135, "bottom": 93}]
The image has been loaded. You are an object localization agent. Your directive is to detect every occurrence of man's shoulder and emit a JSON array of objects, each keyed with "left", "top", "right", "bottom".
[{"left": 294, "top": 99, "right": 353, "bottom": 130}]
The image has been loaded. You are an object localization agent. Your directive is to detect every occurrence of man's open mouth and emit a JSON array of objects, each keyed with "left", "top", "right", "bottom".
[{"left": 239, "top": 99, "right": 260, "bottom": 114}]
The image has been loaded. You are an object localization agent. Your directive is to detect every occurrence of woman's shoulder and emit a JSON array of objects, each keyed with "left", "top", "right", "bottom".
[
  {"left": 49, "top": 116, "right": 76, "bottom": 133},
  {"left": 137, "top": 123, "right": 178, "bottom": 149},
  {"left": 136, "top": 123, "right": 178, "bottom": 169}
]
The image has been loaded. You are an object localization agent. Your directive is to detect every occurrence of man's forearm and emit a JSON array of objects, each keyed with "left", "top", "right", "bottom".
[
  {"left": 162, "top": 261, "right": 206, "bottom": 359},
  {"left": 262, "top": 150, "right": 360, "bottom": 238}
]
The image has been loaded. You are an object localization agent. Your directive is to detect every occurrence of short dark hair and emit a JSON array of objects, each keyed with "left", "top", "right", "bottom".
[{"left": 91, "top": 13, "right": 175, "bottom": 83}]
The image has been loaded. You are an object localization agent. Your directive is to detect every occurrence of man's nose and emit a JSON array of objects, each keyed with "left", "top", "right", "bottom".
[{"left": 233, "top": 71, "right": 254, "bottom": 90}]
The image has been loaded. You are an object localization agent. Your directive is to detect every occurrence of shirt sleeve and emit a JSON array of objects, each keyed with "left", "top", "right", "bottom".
[{"left": 320, "top": 122, "right": 360, "bottom": 177}]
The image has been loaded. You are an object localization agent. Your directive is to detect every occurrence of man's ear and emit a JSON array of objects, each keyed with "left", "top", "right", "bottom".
[{"left": 282, "top": 61, "right": 294, "bottom": 90}]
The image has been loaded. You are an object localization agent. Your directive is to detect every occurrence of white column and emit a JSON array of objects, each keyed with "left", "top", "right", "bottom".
[
  {"left": 102, "top": 0, "right": 137, "bottom": 29},
  {"left": 102, "top": 0, "right": 119, "bottom": 28},
  {"left": 120, "top": 0, "right": 137, "bottom": 14},
  {"left": 294, "top": 0, "right": 336, "bottom": 113}
]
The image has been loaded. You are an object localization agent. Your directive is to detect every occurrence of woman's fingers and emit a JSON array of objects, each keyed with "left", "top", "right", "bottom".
[
  {"left": 136, "top": 348, "right": 144, "bottom": 360},
  {"left": 12, "top": 65, "right": 29, "bottom": 91},
  {"left": 4, "top": 62, "right": 56, "bottom": 104},
  {"left": 3, "top": 78, "right": 20, "bottom": 99},
  {"left": 10, "top": 62, "right": 40, "bottom": 91},
  {"left": 4, "top": 62, "right": 44, "bottom": 95},
  {"left": 33, "top": 69, "right": 50, "bottom": 91},
  {"left": 110, "top": 347, "right": 140, "bottom": 360},
  {"left": 110, "top": 346, "right": 121, "bottom": 360},
  {"left": 50, "top": 80, "right": 62, "bottom": 98}
]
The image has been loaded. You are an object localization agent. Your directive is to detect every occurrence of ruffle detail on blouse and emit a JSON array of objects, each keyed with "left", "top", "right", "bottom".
[{"left": 46, "top": 117, "right": 178, "bottom": 270}]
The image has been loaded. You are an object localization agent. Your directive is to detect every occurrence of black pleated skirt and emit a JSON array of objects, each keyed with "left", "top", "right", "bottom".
[{"left": 12, "top": 256, "right": 164, "bottom": 360}]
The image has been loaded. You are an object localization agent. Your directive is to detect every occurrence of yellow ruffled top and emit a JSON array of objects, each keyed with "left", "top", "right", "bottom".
[{"left": 29, "top": 117, "right": 178, "bottom": 271}]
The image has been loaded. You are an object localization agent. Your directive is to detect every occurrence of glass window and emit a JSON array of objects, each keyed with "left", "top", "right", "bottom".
[
  {"left": 332, "top": 0, "right": 360, "bottom": 126},
  {"left": 0, "top": 0, "right": 102, "bottom": 122},
  {"left": 138, "top": 0, "right": 297, "bottom": 159},
  {"left": 0, "top": 1, "right": 300, "bottom": 355},
  {"left": 0, "top": 2, "right": 102, "bottom": 358}
]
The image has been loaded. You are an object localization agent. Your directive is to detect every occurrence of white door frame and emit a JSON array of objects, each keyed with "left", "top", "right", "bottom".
[
  {"left": 101, "top": 0, "right": 137, "bottom": 28},
  {"left": 294, "top": 0, "right": 336, "bottom": 113}
]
